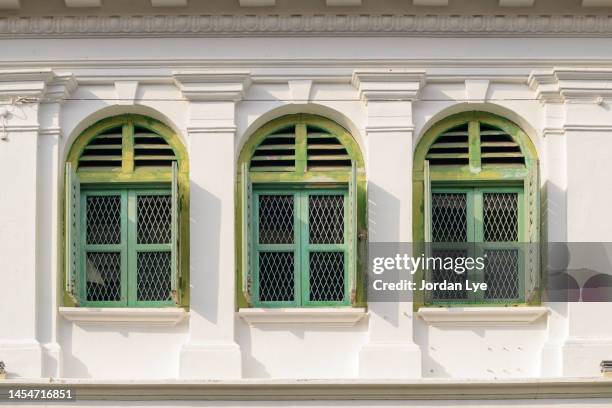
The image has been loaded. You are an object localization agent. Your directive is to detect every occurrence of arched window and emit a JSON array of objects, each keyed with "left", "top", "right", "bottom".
[
  {"left": 237, "top": 114, "right": 366, "bottom": 308},
  {"left": 413, "top": 112, "right": 539, "bottom": 307},
  {"left": 64, "top": 115, "right": 189, "bottom": 308}
]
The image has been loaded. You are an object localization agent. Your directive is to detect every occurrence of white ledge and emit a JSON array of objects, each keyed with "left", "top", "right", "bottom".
[
  {"left": 238, "top": 308, "right": 367, "bottom": 327},
  {"left": 417, "top": 307, "right": 548, "bottom": 326},
  {"left": 59, "top": 307, "right": 188, "bottom": 326}
]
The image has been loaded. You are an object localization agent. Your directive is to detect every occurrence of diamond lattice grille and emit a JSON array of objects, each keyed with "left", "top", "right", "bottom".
[
  {"left": 483, "top": 193, "right": 518, "bottom": 242},
  {"left": 86, "top": 252, "right": 121, "bottom": 302},
  {"left": 137, "top": 251, "right": 172, "bottom": 302},
  {"left": 431, "top": 249, "right": 468, "bottom": 300},
  {"left": 258, "top": 252, "right": 294, "bottom": 302},
  {"left": 137, "top": 195, "right": 171, "bottom": 244},
  {"left": 484, "top": 249, "right": 519, "bottom": 300},
  {"left": 258, "top": 195, "right": 294, "bottom": 244},
  {"left": 309, "top": 195, "right": 344, "bottom": 244},
  {"left": 86, "top": 195, "right": 121, "bottom": 245},
  {"left": 309, "top": 252, "right": 344, "bottom": 302},
  {"left": 432, "top": 193, "right": 467, "bottom": 242}
]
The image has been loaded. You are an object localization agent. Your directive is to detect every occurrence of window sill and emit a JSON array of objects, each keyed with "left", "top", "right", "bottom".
[
  {"left": 417, "top": 306, "right": 548, "bottom": 327},
  {"left": 238, "top": 307, "right": 367, "bottom": 327},
  {"left": 59, "top": 307, "right": 188, "bottom": 326}
]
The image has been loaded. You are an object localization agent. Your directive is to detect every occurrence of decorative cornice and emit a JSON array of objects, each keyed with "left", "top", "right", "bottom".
[
  {"left": 173, "top": 70, "right": 251, "bottom": 102},
  {"left": 3, "top": 14, "right": 612, "bottom": 38},
  {"left": 529, "top": 67, "right": 612, "bottom": 102},
  {"left": 352, "top": 69, "right": 426, "bottom": 102}
]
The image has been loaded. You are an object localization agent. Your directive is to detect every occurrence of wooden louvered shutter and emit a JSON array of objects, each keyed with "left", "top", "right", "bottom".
[
  {"left": 65, "top": 162, "right": 80, "bottom": 305},
  {"left": 525, "top": 160, "right": 540, "bottom": 304},
  {"left": 241, "top": 162, "right": 252, "bottom": 305},
  {"left": 423, "top": 160, "right": 433, "bottom": 305},
  {"left": 348, "top": 162, "right": 358, "bottom": 304},
  {"left": 171, "top": 161, "right": 181, "bottom": 305}
]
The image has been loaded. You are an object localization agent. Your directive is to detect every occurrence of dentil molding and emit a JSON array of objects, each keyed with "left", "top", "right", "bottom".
[{"left": 2, "top": 14, "right": 612, "bottom": 38}]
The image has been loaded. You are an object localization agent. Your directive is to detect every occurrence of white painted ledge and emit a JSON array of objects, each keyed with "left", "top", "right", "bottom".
[
  {"left": 417, "top": 306, "right": 548, "bottom": 326},
  {"left": 238, "top": 308, "right": 367, "bottom": 327},
  {"left": 59, "top": 307, "right": 188, "bottom": 326}
]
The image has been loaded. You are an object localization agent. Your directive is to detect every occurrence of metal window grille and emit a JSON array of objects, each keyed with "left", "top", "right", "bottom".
[
  {"left": 309, "top": 251, "right": 344, "bottom": 302},
  {"left": 258, "top": 252, "right": 295, "bottom": 302},
  {"left": 137, "top": 195, "right": 171, "bottom": 244},
  {"left": 484, "top": 249, "right": 519, "bottom": 300},
  {"left": 483, "top": 193, "right": 518, "bottom": 242},
  {"left": 137, "top": 252, "right": 172, "bottom": 302},
  {"left": 309, "top": 195, "right": 344, "bottom": 244},
  {"left": 431, "top": 249, "right": 468, "bottom": 301},
  {"left": 86, "top": 252, "right": 121, "bottom": 302},
  {"left": 86, "top": 195, "right": 121, "bottom": 245},
  {"left": 431, "top": 193, "right": 467, "bottom": 243},
  {"left": 258, "top": 195, "right": 294, "bottom": 245}
]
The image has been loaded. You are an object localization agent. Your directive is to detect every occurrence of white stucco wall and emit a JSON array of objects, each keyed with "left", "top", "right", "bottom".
[{"left": 1, "top": 22, "right": 612, "bottom": 383}]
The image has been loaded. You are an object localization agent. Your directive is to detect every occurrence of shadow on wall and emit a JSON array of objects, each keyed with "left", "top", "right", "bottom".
[{"left": 188, "top": 182, "right": 221, "bottom": 324}]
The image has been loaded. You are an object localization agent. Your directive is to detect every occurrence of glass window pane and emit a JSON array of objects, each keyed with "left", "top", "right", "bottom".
[
  {"left": 258, "top": 252, "right": 294, "bottom": 302},
  {"left": 86, "top": 195, "right": 121, "bottom": 245},
  {"left": 86, "top": 252, "right": 121, "bottom": 302},
  {"left": 431, "top": 193, "right": 468, "bottom": 243},
  {"left": 137, "top": 194, "right": 171, "bottom": 244},
  {"left": 137, "top": 251, "right": 172, "bottom": 302},
  {"left": 258, "top": 195, "right": 294, "bottom": 244},
  {"left": 309, "top": 251, "right": 344, "bottom": 302},
  {"left": 483, "top": 192, "right": 519, "bottom": 242},
  {"left": 309, "top": 194, "right": 344, "bottom": 244}
]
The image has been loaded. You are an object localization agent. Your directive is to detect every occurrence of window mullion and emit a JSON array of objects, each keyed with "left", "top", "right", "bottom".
[
  {"left": 295, "top": 123, "right": 307, "bottom": 175},
  {"left": 470, "top": 189, "right": 485, "bottom": 303},
  {"left": 298, "top": 191, "right": 308, "bottom": 306},
  {"left": 122, "top": 120, "right": 134, "bottom": 173},
  {"left": 468, "top": 120, "right": 481, "bottom": 173},
  {"left": 125, "top": 189, "right": 135, "bottom": 306}
]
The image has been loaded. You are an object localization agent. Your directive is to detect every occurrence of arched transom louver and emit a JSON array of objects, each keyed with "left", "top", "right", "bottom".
[
  {"left": 250, "top": 122, "right": 351, "bottom": 172},
  {"left": 78, "top": 121, "right": 177, "bottom": 170},
  {"left": 425, "top": 120, "right": 526, "bottom": 168}
]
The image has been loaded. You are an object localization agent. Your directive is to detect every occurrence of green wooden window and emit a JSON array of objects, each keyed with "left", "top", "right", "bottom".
[
  {"left": 80, "top": 188, "right": 174, "bottom": 306},
  {"left": 64, "top": 115, "right": 189, "bottom": 308},
  {"left": 428, "top": 186, "right": 525, "bottom": 304},
  {"left": 237, "top": 114, "right": 366, "bottom": 308},
  {"left": 413, "top": 112, "right": 540, "bottom": 308},
  {"left": 253, "top": 189, "right": 349, "bottom": 307}
]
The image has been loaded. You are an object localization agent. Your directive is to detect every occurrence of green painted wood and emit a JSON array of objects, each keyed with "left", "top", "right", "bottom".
[
  {"left": 295, "top": 123, "right": 307, "bottom": 175},
  {"left": 413, "top": 111, "right": 539, "bottom": 310},
  {"left": 64, "top": 114, "right": 189, "bottom": 309},
  {"left": 468, "top": 120, "right": 481, "bottom": 173},
  {"left": 171, "top": 161, "right": 179, "bottom": 305},
  {"left": 236, "top": 114, "right": 367, "bottom": 309}
]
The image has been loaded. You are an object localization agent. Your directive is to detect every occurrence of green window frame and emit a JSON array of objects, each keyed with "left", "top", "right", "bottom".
[
  {"left": 80, "top": 187, "right": 174, "bottom": 307},
  {"left": 236, "top": 114, "right": 366, "bottom": 309},
  {"left": 64, "top": 114, "right": 189, "bottom": 308},
  {"left": 252, "top": 188, "right": 350, "bottom": 307},
  {"left": 427, "top": 186, "right": 525, "bottom": 304},
  {"left": 413, "top": 111, "right": 540, "bottom": 309}
]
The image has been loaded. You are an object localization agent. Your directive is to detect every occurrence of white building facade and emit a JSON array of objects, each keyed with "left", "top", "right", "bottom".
[{"left": 1, "top": 0, "right": 612, "bottom": 406}]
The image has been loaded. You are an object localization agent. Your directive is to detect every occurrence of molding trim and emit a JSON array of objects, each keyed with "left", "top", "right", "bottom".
[
  {"left": 417, "top": 306, "right": 549, "bottom": 326},
  {"left": 352, "top": 69, "right": 426, "bottom": 102},
  {"left": 2, "top": 378, "right": 612, "bottom": 400},
  {"left": 529, "top": 67, "right": 612, "bottom": 102},
  {"left": 173, "top": 70, "right": 252, "bottom": 101},
  {"left": 4, "top": 15, "right": 612, "bottom": 38},
  {"left": 58, "top": 307, "right": 188, "bottom": 326},
  {"left": 238, "top": 308, "right": 367, "bottom": 327}
]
